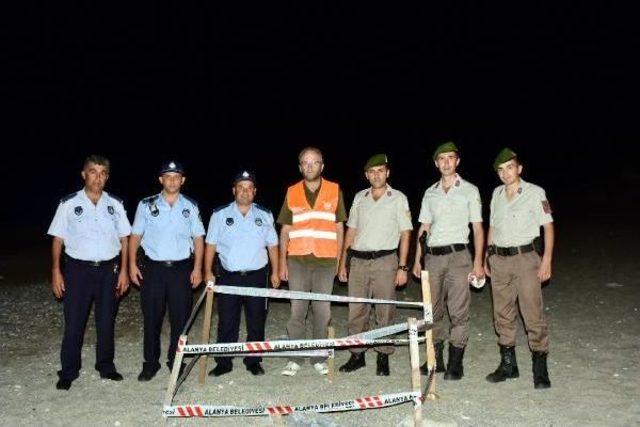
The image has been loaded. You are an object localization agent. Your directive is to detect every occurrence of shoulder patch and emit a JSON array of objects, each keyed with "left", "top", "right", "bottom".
[
  {"left": 181, "top": 194, "right": 199, "bottom": 208},
  {"left": 142, "top": 195, "right": 159, "bottom": 205},
  {"left": 59, "top": 192, "right": 78, "bottom": 204},
  {"left": 253, "top": 203, "right": 272, "bottom": 214}
]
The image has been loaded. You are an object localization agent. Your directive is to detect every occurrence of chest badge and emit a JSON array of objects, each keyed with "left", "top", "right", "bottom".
[
  {"left": 107, "top": 205, "right": 115, "bottom": 215},
  {"left": 255, "top": 218, "right": 263, "bottom": 226},
  {"left": 323, "top": 202, "right": 332, "bottom": 210},
  {"left": 226, "top": 217, "right": 234, "bottom": 226},
  {"left": 74, "top": 206, "right": 83, "bottom": 216},
  {"left": 182, "top": 208, "right": 190, "bottom": 218},
  {"left": 150, "top": 204, "right": 159, "bottom": 217}
]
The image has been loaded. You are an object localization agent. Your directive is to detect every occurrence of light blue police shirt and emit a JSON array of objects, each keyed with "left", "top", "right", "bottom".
[
  {"left": 48, "top": 189, "right": 131, "bottom": 261},
  {"left": 131, "top": 193, "right": 205, "bottom": 261},
  {"left": 206, "top": 202, "right": 278, "bottom": 272}
]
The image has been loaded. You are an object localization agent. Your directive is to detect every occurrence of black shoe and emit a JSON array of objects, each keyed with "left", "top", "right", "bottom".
[
  {"left": 56, "top": 378, "right": 72, "bottom": 390},
  {"left": 376, "top": 353, "right": 390, "bottom": 376},
  {"left": 420, "top": 341, "right": 445, "bottom": 375},
  {"left": 532, "top": 351, "right": 551, "bottom": 389},
  {"left": 339, "top": 353, "right": 366, "bottom": 373},
  {"left": 100, "top": 371, "right": 124, "bottom": 381},
  {"left": 444, "top": 343, "right": 465, "bottom": 380},
  {"left": 246, "top": 363, "right": 265, "bottom": 376},
  {"left": 137, "top": 368, "right": 158, "bottom": 382},
  {"left": 486, "top": 345, "right": 519, "bottom": 383},
  {"left": 209, "top": 364, "right": 233, "bottom": 377}
]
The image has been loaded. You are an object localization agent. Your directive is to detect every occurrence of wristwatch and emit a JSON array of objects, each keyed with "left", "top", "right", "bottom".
[{"left": 397, "top": 265, "right": 409, "bottom": 272}]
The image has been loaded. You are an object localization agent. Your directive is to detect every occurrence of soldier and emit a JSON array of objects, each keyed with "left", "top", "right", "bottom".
[
  {"left": 48, "top": 155, "right": 131, "bottom": 390},
  {"left": 484, "top": 148, "right": 554, "bottom": 389},
  {"left": 338, "top": 154, "right": 412, "bottom": 376},
  {"left": 412, "top": 142, "right": 484, "bottom": 380},
  {"left": 278, "top": 147, "right": 347, "bottom": 377},
  {"left": 129, "top": 161, "right": 205, "bottom": 381},
  {"left": 205, "top": 171, "right": 279, "bottom": 376}
]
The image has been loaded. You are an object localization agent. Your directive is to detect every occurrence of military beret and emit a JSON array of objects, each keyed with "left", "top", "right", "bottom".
[
  {"left": 364, "top": 153, "right": 388, "bottom": 170},
  {"left": 493, "top": 148, "right": 518, "bottom": 171},
  {"left": 432, "top": 141, "right": 459, "bottom": 160},
  {"left": 159, "top": 161, "right": 184, "bottom": 175},
  {"left": 233, "top": 170, "right": 256, "bottom": 185}
]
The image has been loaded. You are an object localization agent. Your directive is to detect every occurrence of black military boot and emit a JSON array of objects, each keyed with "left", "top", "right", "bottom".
[
  {"left": 486, "top": 345, "right": 519, "bottom": 383},
  {"left": 420, "top": 341, "right": 445, "bottom": 375},
  {"left": 339, "top": 352, "right": 366, "bottom": 373},
  {"left": 444, "top": 343, "right": 465, "bottom": 380},
  {"left": 376, "top": 353, "right": 390, "bottom": 376},
  {"left": 532, "top": 351, "right": 551, "bottom": 389}
]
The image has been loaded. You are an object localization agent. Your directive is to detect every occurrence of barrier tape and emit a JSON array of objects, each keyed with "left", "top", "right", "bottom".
[
  {"left": 216, "top": 349, "right": 334, "bottom": 358},
  {"left": 181, "top": 336, "right": 423, "bottom": 355},
  {"left": 163, "top": 391, "right": 421, "bottom": 418},
  {"left": 208, "top": 283, "right": 425, "bottom": 308}
]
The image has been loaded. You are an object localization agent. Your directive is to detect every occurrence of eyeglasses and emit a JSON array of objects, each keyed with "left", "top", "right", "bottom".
[{"left": 299, "top": 161, "right": 323, "bottom": 167}]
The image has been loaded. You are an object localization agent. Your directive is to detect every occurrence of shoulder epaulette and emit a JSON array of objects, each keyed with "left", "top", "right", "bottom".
[
  {"left": 181, "top": 194, "right": 199, "bottom": 208},
  {"left": 212, "top": 203, "right": 231, "bottom": 214},
  {"left": 142, "top": 195, "right": 159, "bottom": 205},
  {"left": 108, "top": 193, "right": 124, "bottom": 204},
  {"left": 60, "top": 192, "right": 77, "bottom": 204},
  {"left": 253, "top": 203, "right": 272, "bottom": 214}
]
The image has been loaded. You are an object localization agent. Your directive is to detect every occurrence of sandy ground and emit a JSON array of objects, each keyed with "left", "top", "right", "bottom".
[{"left": 1, "top": 220, "right": 640, "bottom": 426}]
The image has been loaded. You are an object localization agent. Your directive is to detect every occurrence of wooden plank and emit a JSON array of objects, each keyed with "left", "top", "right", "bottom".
[
  {"left": 270, "top": 412, "right": 285, "bottom": 426},
  {"left": 327, "top": 326, "right": 335, "bottom": 382},
  {"left": 408, "top": 318, "right": 423, "bottom": 426},
  {"left": 198, "top": 287, "right": 215, "bottom": 386},
  {"left": 164, "top": 334, "right": 187, "bottom": 407},
  {"left": 421, "top": 270, "right": 438, "bottom": 400}
]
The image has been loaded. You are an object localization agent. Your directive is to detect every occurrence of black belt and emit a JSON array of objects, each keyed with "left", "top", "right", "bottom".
[
  {"left": 488, "top": 243, "right": 535, "bottom": 257},
  {"left": 349, "top": 248, "right": 396, "bottom": 260},
  {"left": 426, "top": 244, "right": 467, "bottom": 256},
  {"left": 65, "top": 255, "right": 119, "bottom": 267},
  {"left": 222, "top": 266, "right": 266, "bottom": 276},
  {"left": 144, "top": 256, "right": 192, "bottom": 267}
]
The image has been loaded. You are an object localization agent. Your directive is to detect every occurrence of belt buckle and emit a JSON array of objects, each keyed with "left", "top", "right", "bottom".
[
  {"left": 164, "top": 261, "right": 174, "bottom": 267},
  {"left": 90, "top": 260, "right": 101, "bottom": 267}
]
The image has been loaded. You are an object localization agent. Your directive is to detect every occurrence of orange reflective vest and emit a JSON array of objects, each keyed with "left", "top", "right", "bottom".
[{"left": 286, "top": 179, "right": 339, "bottom": 258}]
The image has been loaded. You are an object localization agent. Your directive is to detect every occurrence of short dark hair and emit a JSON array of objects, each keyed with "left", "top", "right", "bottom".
[
  {"left": 83, "top": 155, "right": 110, "bottom": 172},
  {"left": 298, "top": 146, "right": 323, "bottom": 163}
]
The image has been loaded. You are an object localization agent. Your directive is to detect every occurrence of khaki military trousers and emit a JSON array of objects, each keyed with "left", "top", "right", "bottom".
[
  {"left": 488, "top": 251, "right": 549, "bottom": 352},
  {"left": 424, "top": 250, "right": 471, "bottom": 348},
  {"left": 347, "top": 253, "right": 398, "bottom": 355}
]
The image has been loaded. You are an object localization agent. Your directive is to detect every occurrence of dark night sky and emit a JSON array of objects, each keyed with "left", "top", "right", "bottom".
[{"left": 3, "top": 2, "right": 640, "bottom": 245}]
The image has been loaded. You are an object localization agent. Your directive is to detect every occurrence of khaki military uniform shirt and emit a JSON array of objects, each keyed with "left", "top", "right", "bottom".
[
  {"left": 347, "top": 185, "right": 413, "bottom": 251},
  {"left": 418, "top": 175, "right": 482, "bottom": 246},
  {"left": 489, "top": 178, "right": 553, "bottom": 247}
]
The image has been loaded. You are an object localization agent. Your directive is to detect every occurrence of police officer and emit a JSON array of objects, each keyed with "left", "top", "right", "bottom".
[
  {"left": 337, "top": 154, "right": 413, "bottom": 376},
  {"left": 129, "top": 161, "right": 205, "bottom": 381},
  {"left": 484, "top": 148, "right": 554, "bottom": 389},
  {"left": 412, "top": 142, "right": 484, "bottom": 380},
  {"left": 48, "top": 155, "right": 131, "bottom": 390},
  {"left": 205, "top": 171, "right": 279, "bottom": 376}
]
